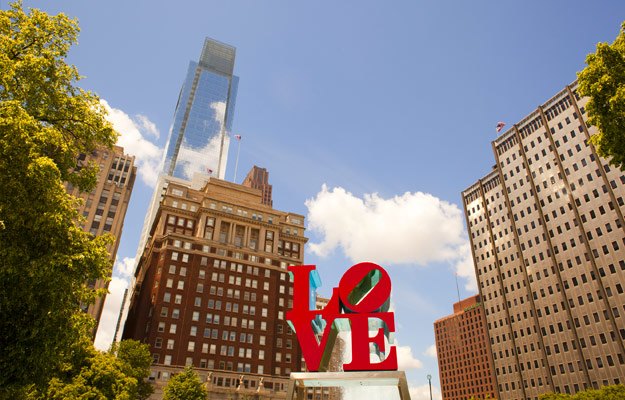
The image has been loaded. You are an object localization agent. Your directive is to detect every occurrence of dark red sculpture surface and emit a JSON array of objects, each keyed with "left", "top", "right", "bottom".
[{"left": 287, "top": 262, "right": 398, "bottom": 372}]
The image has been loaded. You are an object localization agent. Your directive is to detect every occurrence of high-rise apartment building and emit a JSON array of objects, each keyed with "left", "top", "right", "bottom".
[
  {"left": 434, "top": 295, "right": 497, "bottom": 400},
  {"left": 462, "top": 81, "right": 625, "bottom": 399},
  {"left": 162, "top": 37, "right": 238, "bottom": 181},
  {"left": 64, "top": 145, "right": 136, "bottom": 333},
  {"left": 122, "top": 177, "right": 307, "bottom": 398},
  {"left": 242, "top": 165, "right": 273, "bottom": 207}
]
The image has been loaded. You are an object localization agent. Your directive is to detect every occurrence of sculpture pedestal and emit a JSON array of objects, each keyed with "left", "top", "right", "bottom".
[{"left": 286, "top": 371, "right": 411, "bottom": 400}]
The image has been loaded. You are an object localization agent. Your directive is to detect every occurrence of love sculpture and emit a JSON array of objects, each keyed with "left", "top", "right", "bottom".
[{"left": 286, "top": 262, "right": 397, "bottom": 372}]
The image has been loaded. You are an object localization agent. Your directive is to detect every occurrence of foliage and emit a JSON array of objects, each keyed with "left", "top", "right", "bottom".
[
  {"left": 539, "top": 384, "right": 625, "bottom": 400},
  {"left": 25, "top": 339, "right": 153, "bottom": 400},
  {"left": 0, "top": 1, "right": 117, "bottom": 395},
  {"left": 468, "top": 394, "right": 491, "bottom": 400},
  {"left": 110, "top": 340, "right": 154, "bottom": 400},
  {"left": 577, "top": 21, "right": 625, "bottom": 170},
  {"left": 162, "top": 367, "right": 207, "bottom": 400}
]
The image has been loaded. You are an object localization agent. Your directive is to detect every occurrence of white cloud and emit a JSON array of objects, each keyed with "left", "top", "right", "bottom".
[
  {"left": 94, "top": 276, "right": 129, "bottom": 351},
  {"left": 135, "top": 114, "right": 159, "bottom": 138},
  {"left": 424, "top": 344, "right": 437, "bottom": 358},
  {"left": 93, "top": 257, "right": 136, "bottom": 350},
  {"left": 101, "top": 99, "right": 164, "bottom": 187},
  {"left": 306, "top": 185, "right": 474, "bottom": 286},
  {"left": 114, "top": 256, "right": 135, "bottom": 278},
  {"left": 409, "top": 383, "right": 442, "bottom": 400},
  {"left": 455, "top": 243, "right": 478, "bottom": 291},
  {"left": 397, "top": 344, "right": 424, "bottom": 370}
]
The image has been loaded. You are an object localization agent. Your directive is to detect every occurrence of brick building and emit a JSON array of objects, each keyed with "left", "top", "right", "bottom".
[
  {"left": 242, "top": 165, "right": 273, "bottom": 207},
  {"left": 122, "top": 176, "right": 307, "bottom": 398},
  {"left": 435, "top": 295, "right": 497, "bottom": 400}
]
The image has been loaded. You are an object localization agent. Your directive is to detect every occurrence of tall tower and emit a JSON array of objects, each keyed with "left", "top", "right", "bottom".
[
  {"left": 462, "top": 81, "right": 625, "bottom": 399},
  {"left": 116, "top": 38, "right": 239, "bottom": 342},
  {"left": 242, "top": 166, "right": 273, "bottom": 207},
  {"left": 64, "top": 145, "right": 136, "bottom": 336},
  {"left": 161, "top": 37, "right": 239, "bottom": 180}
]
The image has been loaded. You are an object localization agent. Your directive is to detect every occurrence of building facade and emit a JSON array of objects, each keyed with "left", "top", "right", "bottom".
[
  {"left": 122, "top": 177, "right": 307, "bottom": 398},
  {"left": 242, "top": 166, "right": 273, "bottom": 207},
  {"left": 65, "top": 145, "right": 136, "bottom": 333},
  {"left": 434, "top": 295, "right": 497, "bottom": 400},
  {"left": 161, "top": 37, "right": 239, "bottom": 181},
  {"left": 462, "top": 81, "right": 625, "bottom": 399}
]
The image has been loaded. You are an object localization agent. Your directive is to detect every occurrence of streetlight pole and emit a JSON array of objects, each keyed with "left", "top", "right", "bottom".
[{"left": 427, "top": 374, "right": 432, "bottom": 400}]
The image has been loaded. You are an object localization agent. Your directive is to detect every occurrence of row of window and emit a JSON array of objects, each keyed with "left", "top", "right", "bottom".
[{"left": 153, "top": 354, "right": 268, "bottom": 374}]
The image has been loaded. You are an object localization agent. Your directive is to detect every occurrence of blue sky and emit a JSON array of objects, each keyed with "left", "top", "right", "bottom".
[{"left": 13, "top": 1, "right": 625, "bottom": 398}]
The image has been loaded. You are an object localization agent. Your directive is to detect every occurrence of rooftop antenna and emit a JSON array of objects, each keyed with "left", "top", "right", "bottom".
[{"left": 455, "top": 272, "right": 461, "bottom": 303}]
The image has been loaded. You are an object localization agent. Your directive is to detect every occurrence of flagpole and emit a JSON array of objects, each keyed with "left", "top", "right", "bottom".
[
  {"left": 455, "top": 273, "right": 461, "bottom": 303},
  {"left": 233, "top": 136, "right": 241, "bottom": 183}
]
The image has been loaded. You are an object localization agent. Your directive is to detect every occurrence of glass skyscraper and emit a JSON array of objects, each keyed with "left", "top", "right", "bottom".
[
  {"left": 161, "top": 37, "right": 239, "bottom": 180},
  {"left": 115, "top": 38, "right": 239, "bottom": 342}
]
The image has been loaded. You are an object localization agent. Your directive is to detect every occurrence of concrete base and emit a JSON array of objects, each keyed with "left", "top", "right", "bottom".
[{"left": 286, "top": 371, "right": 411, "bottom": 400}]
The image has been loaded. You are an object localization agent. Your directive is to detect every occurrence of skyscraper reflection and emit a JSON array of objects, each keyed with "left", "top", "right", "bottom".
[{"left": 161, "top": 37, "right": 239, "bottom": 180}]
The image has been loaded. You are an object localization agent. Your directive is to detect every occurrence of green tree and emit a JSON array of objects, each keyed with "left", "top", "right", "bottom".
[
  {"left": 577, "top": 21, "right": 625, "bottom": 170},
  {"left": 468, "top": 395, "right": 492, "bottom": 400},
  {"left": 162, "top": 367, "right": 207, "bottom": 400},
  {"left": 0, "top": 1, "right": 117, "bottom": 396},
  {"left": 111, "top": 340, "right": 154, "bottom": 400},
  {"left": 539, "top": 384, "right": 625, "bottom": 400},
  {"left": 26, "top": 339, "right": 154, "bottom": 400}
]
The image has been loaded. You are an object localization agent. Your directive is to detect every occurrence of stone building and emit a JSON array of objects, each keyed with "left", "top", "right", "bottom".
[
  {"left": 462, "top": 81, "right": 625, "bottom": 398},
  {"left": 65, "top": 145, "right": 136, "bottom": 335}
]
